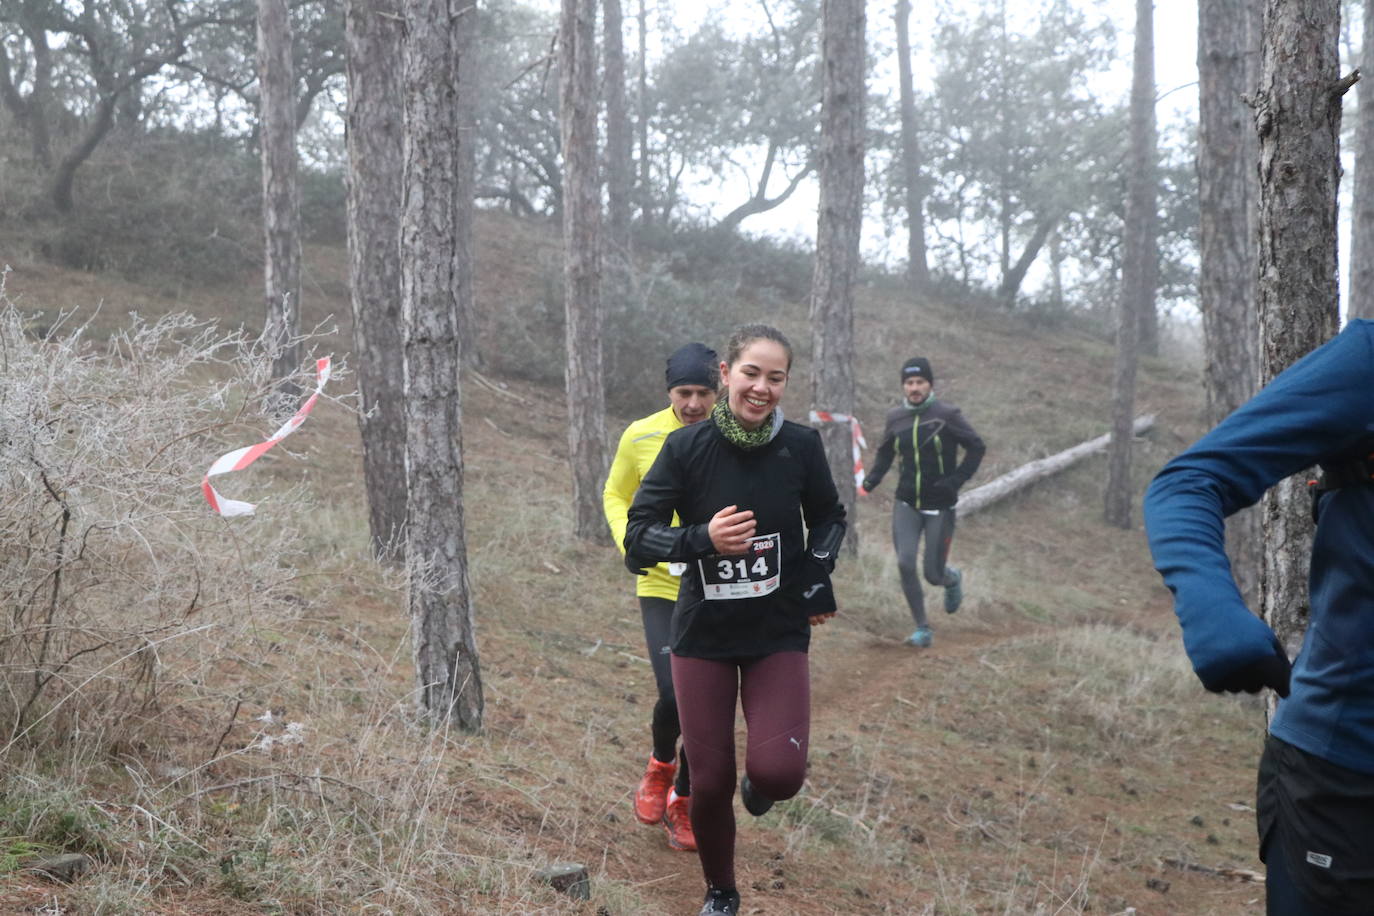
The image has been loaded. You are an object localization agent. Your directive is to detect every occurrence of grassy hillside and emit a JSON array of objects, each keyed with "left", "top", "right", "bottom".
[{"left": 0, "top": 214, "right": 1268, "bottom": 915}]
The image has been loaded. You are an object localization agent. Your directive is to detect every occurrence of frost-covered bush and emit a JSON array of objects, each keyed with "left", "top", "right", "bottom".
[{"left": 0, "top": 282, "right": 313, "bottom": 748}]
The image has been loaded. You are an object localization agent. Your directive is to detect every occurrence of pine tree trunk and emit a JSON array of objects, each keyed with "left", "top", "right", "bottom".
[
  {"left": 454, "top": 2, "right": 479, "bottom": 370},
  {"left": 1350, "top": 0, "right": 1374, "bottom": 319},
  {"left": 810, "top": 0, "right": 865, "bottom": 554},
  {"left": 401, "top": 0, "right": 482, "bottom": 731},
  {"left": 1049, "top": 226, "right": 1064, "bottom": 310},
  {"left": 1197, "top": 0, "right": 1261, "bottom": 600},
  {"left": 1255, "top": 0, "right": 1344, "bottom": 658},
  {"left": 1104, "top": 0, "right": 1156, "bottom": 529},
  {"left": 601, "top": 0, "right": 631, "bottom": 360},
  {"left": 560, "top": 0, "right": 609, "bottom": 543},
  {"left": 636, "top": 0, "right": 652, "bottom": 228},
  {"left": 895, "top": 0, "right": 929, "bottom": 294},
  {"left": 1, "top": 23, "right": 55, "bottom": 169},
  {"left": 345, "top": 0, "right": 407, "bottom": 559},
  {"left": 1126, "top": 0, "right": 1159, "bottom": 357},
  {"left": 258, "top": 0, "right": 302, "bottom": 402},
  {"left": 996, "top": 213, "right": 1058, "bottom": 307},
  {"left": 603, "top": 0, "right": 632, "bottom": 259}
]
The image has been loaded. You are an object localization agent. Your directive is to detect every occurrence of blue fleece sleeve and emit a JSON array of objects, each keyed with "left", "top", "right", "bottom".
[{"left": 1143, "top": 322, "right": 1374, "bottom": 688}]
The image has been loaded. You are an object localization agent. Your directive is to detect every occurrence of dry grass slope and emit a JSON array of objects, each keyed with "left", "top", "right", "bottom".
[{"left": 0, "top": 216, "right": 1267, "bottom": 915}]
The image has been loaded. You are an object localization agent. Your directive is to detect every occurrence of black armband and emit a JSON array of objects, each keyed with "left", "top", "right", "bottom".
[{"left": 807, "top": 521, "right": 847, "bottom": 571}]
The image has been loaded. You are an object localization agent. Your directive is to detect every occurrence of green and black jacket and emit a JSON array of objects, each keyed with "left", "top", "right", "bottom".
[{"left": 863, "top": 397, "right": 985, "bottom": 510}]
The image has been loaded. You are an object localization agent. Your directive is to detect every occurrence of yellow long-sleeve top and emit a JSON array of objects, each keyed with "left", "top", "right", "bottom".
[{"left": 603, "top": 405, "right": 686, "bottom": 600}]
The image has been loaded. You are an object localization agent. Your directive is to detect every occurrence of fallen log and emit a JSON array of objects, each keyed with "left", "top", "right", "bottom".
[{"left": 958, "top": 414, "right": 1156, "bottom": 518}]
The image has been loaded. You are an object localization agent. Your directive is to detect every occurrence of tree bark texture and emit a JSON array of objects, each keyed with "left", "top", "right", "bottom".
[
  {"left": 560, "top": 0, "right": 609, "bottom": 543},
  {"left": 895, "top": 0, "right": 929, "bottom": 295},
  {"left": 1197, "top": 0, "right": 1261, "bottom": 601},
  {"left": 345, "top": 0, "right": 407, "bottom": 558},
  {"left": 1105, "top": 0, "right": 1157, "bottom": 529},
  {"left": 1255, "top": 0, "right": 1344, "bottom": 657},
  {"left": 810, "top": 0, "right": 865, "bottom": 553},
  {"left": 401, "top": 0, "right": 483, "bottom": 731},
  {"left": 455, "top": 2, "right": 479, "bottom": 370},
  {"left": 1350, "top": 0, "right": 1374, "bottom": 319},
  {"left": 636, "top": 0, "right": 652, "bottom": 228},
  {"left": 603, "top": 0, "right": 632, "bottom": 260},
  {"left": 600, "top": 0, "right": 631, "bottom": 364},
  {"left": 258, "top": 0, "right": 302, "bottom": 400}
]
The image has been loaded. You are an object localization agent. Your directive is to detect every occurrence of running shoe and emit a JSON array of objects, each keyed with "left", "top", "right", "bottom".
[
  {"left": 740, "top": 775, "right": 774, "bottom": 816},
  {"left": 662, "top": 789, "right": 697, "bottom": 851},
  {"left": 904, "top": 626, "right": 933, "bottom": 648},
  {"left": 698, "top": 887, "right": 741, "bottom": 915},
  {"left": 944, "top": 566, "right": 963, "bottom": 614},
  {"left": 634, "top": 755, "right": 676, "bottom": 825}
]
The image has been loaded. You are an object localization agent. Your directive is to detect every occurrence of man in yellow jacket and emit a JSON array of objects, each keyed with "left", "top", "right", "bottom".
[{"left": 603, "top": 342, "right": 718, "bottom": 852}]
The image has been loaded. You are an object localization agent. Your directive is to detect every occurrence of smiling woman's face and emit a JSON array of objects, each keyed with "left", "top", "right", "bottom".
[{"left": 720, "top": 339, "right": 789, "bottom": 431}]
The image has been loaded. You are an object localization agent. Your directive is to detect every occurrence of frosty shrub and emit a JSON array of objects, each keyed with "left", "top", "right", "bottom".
[{"left": 0, "top": 282, "right": 314, "bottom": 749}]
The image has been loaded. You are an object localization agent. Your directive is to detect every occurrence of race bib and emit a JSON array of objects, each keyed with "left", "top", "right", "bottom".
[{"left": 699, "top": 533, "right": 781, "bottom": 600}]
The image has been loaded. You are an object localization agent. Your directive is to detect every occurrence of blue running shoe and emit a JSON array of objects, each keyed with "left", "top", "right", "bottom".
[
  {"left": 904, "top": 627, "right": 932, "bottom": 648},
  {"left": 944, "top": 567, "right": 963, "bottom": 614}
]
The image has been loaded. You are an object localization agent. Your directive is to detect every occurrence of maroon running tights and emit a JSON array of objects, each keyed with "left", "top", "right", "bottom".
[{"left": 670, "top": 651, "right": 810, "bottom": 890}]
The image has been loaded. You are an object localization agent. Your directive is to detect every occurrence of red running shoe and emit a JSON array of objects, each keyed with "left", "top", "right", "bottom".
[
  {"left": 634, "top": 755, "right": 676, "bottom": 825},
  {"left": 663, "top": 788, "right": 697, "bottom": 851}
]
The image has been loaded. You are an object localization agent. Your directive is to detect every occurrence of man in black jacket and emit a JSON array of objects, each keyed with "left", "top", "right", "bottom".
[{"left": 861, "top": 356, "right": 985, "bottom": 647}]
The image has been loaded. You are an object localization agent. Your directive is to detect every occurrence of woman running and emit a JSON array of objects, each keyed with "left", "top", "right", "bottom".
[
  {"left": 861, "top": 356, "right": 985, "bottom": 647},
  {"left": 625, "top": 324, "right": 846, "bottom": 916},
  {"left": 603, "top": 342, "right": 718, "bottom": 851}
]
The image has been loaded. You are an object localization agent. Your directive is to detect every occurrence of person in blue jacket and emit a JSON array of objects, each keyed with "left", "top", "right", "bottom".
[{"left": 1143, "top": 319, "right": 1374, "bottom": 916}]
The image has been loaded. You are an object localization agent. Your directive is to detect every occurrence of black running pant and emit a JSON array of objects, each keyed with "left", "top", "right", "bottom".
[
  {"left": 1258, "top": 735, "right": 1374, "bottom": 915},
  {"left": 892, "top": 500, "right": 956, "bottom": 627},
  {"left": 671, "top": 651, "right": 810, "bottom": 891},
  {"left": 640, "top": 596, "right": 689, "bottom": 795}
]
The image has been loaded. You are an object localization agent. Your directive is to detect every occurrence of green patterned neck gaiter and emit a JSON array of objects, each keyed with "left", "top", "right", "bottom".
[
  {"left": 904, "top": 393, "right": 937, "bottom": 414},
  {"left": 712, "top": 398, "right": 775, "bottom": 450}
]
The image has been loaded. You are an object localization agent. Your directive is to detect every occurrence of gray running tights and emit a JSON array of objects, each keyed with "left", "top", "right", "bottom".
[{"left": 891, "top": 500, "right": 957, "bottom": 628}]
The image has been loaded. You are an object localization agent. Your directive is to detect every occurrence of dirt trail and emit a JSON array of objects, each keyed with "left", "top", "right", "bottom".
[
  {"left": 609, "top": 589, "right": 1266, "bottom": 916},
  {"left": 608, "top": 615, "right": 1054, "bottom": 915}
]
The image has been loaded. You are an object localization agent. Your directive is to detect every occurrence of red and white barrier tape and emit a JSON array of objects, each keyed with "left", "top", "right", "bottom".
[
  {"left": 809, "top": 409, "right": 866, "bottom": 487},
  {"left": 203, "top": 357, "right": 332, "bottom": 517}
]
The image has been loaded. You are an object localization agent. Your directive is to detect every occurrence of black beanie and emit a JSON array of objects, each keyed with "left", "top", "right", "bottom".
[
  {"left": 901, "top": 357, "right": 934, "bottom": 384},
  {"left": 666, "top": 342, "right": 718, "bottom": 390}
]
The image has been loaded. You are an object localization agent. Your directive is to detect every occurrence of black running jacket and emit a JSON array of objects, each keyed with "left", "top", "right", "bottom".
[
  {"left": 863, "top": 398, "right": 985, "bottom": 510},
  {"left": 625, "top": 416, "right": 846, "bottom": 659}
]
